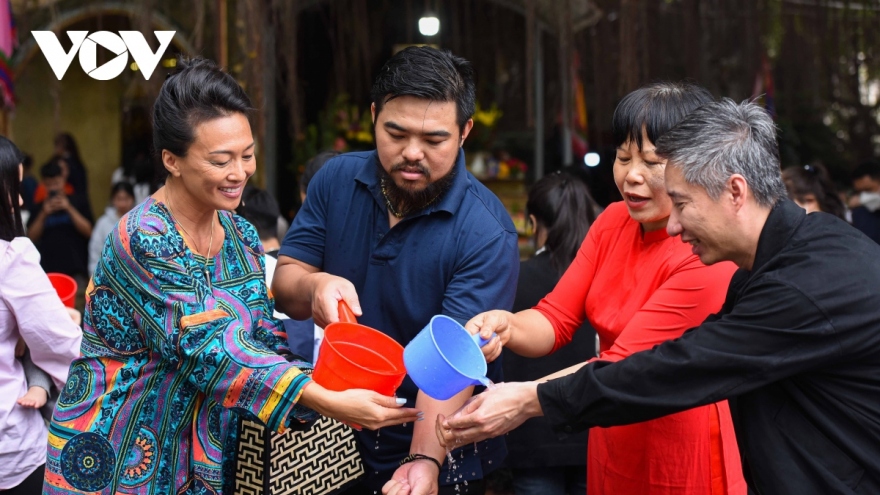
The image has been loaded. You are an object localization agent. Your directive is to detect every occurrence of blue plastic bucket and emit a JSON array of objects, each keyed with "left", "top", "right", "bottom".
[{"left": 404, "top": 315, "right": 493, "bottom": 400}]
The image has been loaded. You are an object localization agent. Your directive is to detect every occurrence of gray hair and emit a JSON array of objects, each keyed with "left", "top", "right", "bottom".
[{"left": 655, "top": 98, "right": 786, "bottom": 208}]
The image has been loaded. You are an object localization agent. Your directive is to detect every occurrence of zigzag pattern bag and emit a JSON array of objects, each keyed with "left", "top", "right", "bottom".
[{"left": 232, "top": 368, "right": 364, "bottom": 495}]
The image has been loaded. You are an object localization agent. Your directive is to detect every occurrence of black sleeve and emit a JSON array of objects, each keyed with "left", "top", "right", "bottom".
[{"left": 537, "top": 276, "right": 842, "bottom": 433}]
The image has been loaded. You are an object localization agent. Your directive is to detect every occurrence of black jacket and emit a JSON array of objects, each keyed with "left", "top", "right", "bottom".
[
  {"left": 538, "top": 199, "right": 880, "bottom": 494},
  {"left": 851, "top": 205, "right": 880, "bottom": 245},
  {"left": 503, "top": 250, "right": 596, "bottom": 469}
]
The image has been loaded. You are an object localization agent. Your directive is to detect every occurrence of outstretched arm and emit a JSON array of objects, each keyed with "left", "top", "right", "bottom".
[{"left": 272, "top": 256, "right": 363, "bottom": 327}]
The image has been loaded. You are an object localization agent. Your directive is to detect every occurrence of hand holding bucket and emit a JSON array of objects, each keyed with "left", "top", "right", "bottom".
[
  {"left": 403, "top": 315, "right": 497, "bottom": 400},
  {"left": 311, "top": 301, "right": 407, "bottom": 397}
]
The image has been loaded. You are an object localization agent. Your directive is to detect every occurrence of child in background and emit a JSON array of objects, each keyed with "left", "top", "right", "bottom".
[
  {"left": 88, "top": 182, "right": 136, "bottom": 275},
  {"left": 15, "top": 343, "right": 54, "bottom": 420}
]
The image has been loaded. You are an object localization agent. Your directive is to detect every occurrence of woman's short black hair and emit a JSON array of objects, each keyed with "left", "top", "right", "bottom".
[
  {"left": 612, "top": 81, "right": 715, "bottom": 150},
  {"left": 527, "top": 170, "right": 597, "bottom": 275},
  {"left": 152, "top": 57, "right": 253, "bottom": 161},
  {"left": 111, "top": 181, "right": 135, "bottom": 199},
  {"left": 782, "top": 164, "right": 846, "bottom": 220},
  {"left": 370, "top": 46, "right": 476, "bottom": 133},
  {"left": 300, "top": 150, "right": 340, "bottom": 195},
  {"left": 0, "top": 135, "right": 25, "bottom": 242}
]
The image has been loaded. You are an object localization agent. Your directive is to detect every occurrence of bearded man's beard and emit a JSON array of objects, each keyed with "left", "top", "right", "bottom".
[{"left": 378, "top": 160, "right": 456, "bottom": 217}]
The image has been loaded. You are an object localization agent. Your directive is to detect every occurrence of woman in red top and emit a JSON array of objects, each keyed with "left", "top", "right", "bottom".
[{"left": 464, "top": 82, "right": 746, "bottom": 494}]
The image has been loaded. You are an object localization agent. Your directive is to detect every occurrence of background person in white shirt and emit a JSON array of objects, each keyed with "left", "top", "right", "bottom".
[{"left": 88, "top": 182, "right": 136, "bottom": 275}]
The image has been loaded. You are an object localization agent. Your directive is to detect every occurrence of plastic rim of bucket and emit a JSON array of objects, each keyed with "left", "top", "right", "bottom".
[
  {"left": 47, "top": 273, "right": 77, "bottom": 308},
  {"left": 314, "top": 325, "right": 405, "bottom": 395},
  {"left": 311, "top": 301, "right": 406, "bottom": 395},
  {"left": 429, "top": 316, "right": 487, "bottom": 378},
  {"left": 322, "top": 327, "right": 405, "bottom": 376},
  {"left": 403, "top": 315, "right": 489, "bottom": 400}
]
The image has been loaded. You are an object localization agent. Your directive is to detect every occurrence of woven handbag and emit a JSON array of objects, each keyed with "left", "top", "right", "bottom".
[
  {"left": 232, "top": 368, "right": 364, "bottom": 494},
  {"left": 232, "top": 415, "right": 364, "bottom": 495}
]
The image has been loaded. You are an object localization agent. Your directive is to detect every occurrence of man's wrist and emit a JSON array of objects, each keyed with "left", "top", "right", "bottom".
[
  {"left": 400, "top": 453, "right": 442, "bottom": 473},
  {"left": 305, "top": 272, "right": 329, "bottom": 298},
  {"left": 523, "top": 381, "right": 544, "bottom": 417}
]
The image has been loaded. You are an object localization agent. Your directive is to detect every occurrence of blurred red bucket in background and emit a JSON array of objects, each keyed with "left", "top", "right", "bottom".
[{"left": 47, "top": 273, "right": 77, "bottom": 308}]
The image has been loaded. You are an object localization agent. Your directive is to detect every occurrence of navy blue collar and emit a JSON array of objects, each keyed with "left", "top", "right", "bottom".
[{"left": 354, "top": 149, "right": 471, "bottom": 217}]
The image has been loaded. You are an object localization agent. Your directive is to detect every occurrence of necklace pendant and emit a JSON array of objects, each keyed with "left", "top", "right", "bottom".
[{"left": 204, "top": 268, "right": 212, "bottom": 292}]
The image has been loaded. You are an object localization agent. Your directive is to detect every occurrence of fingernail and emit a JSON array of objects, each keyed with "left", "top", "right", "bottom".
[
  {"left": 396, "top": 398, "right": 407, "bottom": 405},
  {"left": 417, "top": 416, "right": 424, "bottom": 421},
  {"left": 417, "top": 411, "right": 425, "bottom": 417}
]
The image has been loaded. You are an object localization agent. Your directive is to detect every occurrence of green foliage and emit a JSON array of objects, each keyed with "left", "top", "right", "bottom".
[{"left": 290, "top": 93, "right": 374, "bottom": 176}]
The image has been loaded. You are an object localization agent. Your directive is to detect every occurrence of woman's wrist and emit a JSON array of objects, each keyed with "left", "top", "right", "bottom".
[
  {"left": 298, "top": 381, "right": 335, "bottom": 417},
  {"left": 504, "top": 310, "right": 520, "bottom": 347}
]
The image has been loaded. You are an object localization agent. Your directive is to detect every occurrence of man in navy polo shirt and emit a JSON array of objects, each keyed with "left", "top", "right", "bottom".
[{"left": 273, "top": 47, "right": 519, "bottom": 495}]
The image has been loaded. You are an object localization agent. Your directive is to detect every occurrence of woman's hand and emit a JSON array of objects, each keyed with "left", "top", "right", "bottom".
[
  {"left": 300, "top": 382, "right": 423, "bottom": 430},
  {"left": 464, "top": 310, "right": 514, "bottom": 363}
]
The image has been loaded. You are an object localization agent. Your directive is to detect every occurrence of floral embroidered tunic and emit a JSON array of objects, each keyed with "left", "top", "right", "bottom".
[{"left": 44, "top": 198, "right": 313, "bottom": 494}]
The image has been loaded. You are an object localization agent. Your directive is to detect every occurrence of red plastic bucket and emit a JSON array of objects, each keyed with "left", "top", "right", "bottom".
[
  {"left": 47, "top": 273, "right": 77, "bottom": 308},
  {"left": 312, "top": 301, "right": 406, "bottom": 396}
]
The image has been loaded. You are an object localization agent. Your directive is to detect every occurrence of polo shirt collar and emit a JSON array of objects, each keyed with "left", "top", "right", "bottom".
[
  {"left": 354, "top": 148, "right": 472, "bottom": 217},
  {"left": 429, "top": 149, "right": 471, "bottom": 215},
  {"left": 751, "top": 198, "right": 805, "bottom": 273}
]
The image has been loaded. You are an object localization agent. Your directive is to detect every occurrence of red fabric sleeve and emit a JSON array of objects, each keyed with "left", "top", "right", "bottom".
[
  {"left": 533, "top": 221, "right": 600, "bottom": 351},
  {"left": 594, "top": 257, "right": 736, "bottom": 362}
]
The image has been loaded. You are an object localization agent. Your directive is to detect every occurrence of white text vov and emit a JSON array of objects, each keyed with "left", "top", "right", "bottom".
[{"left": 33, "top": 31, "right": 175, "bottom": 81}]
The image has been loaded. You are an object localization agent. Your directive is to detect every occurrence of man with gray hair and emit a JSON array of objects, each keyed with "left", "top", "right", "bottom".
[{"left": 436, "top": 99, "right": 880, "bottom": 494}]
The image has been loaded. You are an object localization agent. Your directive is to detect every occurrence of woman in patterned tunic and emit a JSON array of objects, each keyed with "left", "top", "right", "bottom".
[{"left": 43, "top": 58, "right": 421, "bottom": 495}]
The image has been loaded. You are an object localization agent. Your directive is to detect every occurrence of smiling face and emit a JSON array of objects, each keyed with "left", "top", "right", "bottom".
[
  {"left": 162, "top": 112, "right": 255, "bottom": 211},
  {"left": 372, "top": 96, "right": 473, "bottom": 193},
  {"left": 665, "top": 165, "right": 736, "bottom": 265},
  {"left": 613, "top": 129, "right": 672, "bottom": 232}
]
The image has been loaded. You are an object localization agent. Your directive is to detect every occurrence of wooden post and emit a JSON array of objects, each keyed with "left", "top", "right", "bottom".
[
  {"left": 217, "top": 0, "right": 228, "bottom": 68},
  {"left": 534, "top": 24, "right": 544, "bottom": 180},
  {"left": 559, "top": 0, "right": 573, "bottom": 167},
  {"left": 526, "top": 0, "right": 535, "bottom": 127},
  {"left": 262, "top": 0, "right": 277, "bottom": 196}
]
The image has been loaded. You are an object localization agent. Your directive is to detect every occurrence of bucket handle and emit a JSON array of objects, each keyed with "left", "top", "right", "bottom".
[
  {"left": 470, "top": 332, "right": 497, "bottom": 348},
  {"left": 338, "top": 300, "right": 358, "bottom": 324}
]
